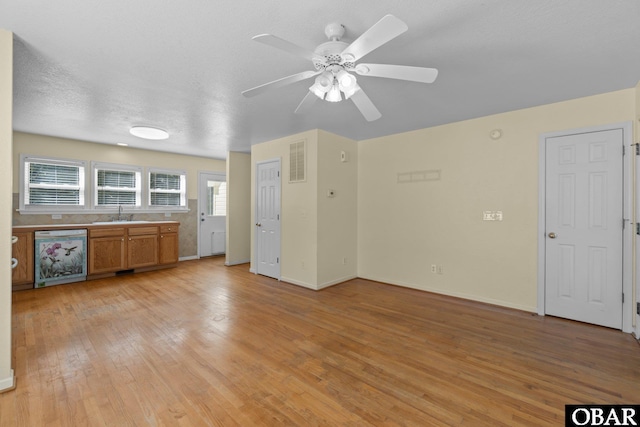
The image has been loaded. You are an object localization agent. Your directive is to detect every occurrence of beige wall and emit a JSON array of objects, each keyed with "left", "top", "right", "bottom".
[
  {"left": 0, "top": 29, "right": 14, "bottom": 392},
  {"left": 635, "top": 80, "right": 640, "bottom": 337},
  {"left": 225, "top": 151, "right": 251, "bottom": 265},
  {"left": 316, "top": 130, "right": 358, "bottom": 287},
  {"left": 358, "top": 89, "right": 636, "bottom": 312},
  {"left": 251, "top": 130, "right": 319, "bottom": 287},
  {"left": 250, "top": 129, "right": 358, "bottom": 289},
  {"left": 12, "top": 132, "right": 225, "bottom": 258}
]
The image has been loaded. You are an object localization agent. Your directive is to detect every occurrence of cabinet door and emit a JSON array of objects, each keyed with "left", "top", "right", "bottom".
[
  {"left": 159, "top": 232, "right": 179, "bottom": 264},
  {"left": 12, "top": 231, "right": 34, "bottom": 287},
  {"left": 128, "top": 234, "right": 158, "bottom": 268},
  {"left": 89, "top": 236, "right": 126, "bottom": 274}
]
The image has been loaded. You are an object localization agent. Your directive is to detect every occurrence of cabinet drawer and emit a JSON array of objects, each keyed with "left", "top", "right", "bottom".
[
  {"left": 90, "top": 227, "right": 125, "bottom": 238},
  {"left": 160, "top": 225, "right": 178, "bottom": 233},
  {"left": 128, "top": 226, "right": 159, "bottom": 236}
]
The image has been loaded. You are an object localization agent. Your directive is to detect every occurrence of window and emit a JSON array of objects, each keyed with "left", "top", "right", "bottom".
[
  {"left": 93, "top": 163, "right": 142, "bottom": 207},
  {"left": 22, "top": 156, "right": 86, "bottom": 209},
  {"left": 149, "top": 169, "right": 186, "bottom": 208},
  {"left": 207, "top": 180, "right": 227, "bottom": 216}
]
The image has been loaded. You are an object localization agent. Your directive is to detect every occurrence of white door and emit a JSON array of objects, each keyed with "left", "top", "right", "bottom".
[
  {"left": 544, "top": 128, "right": 623, "bottom": 329},
  {"left": 199, "top": 172, "right": 226, "bottom": 257},
  {"left": 255, "top": 160, "right": 280, "bottom": 279}
]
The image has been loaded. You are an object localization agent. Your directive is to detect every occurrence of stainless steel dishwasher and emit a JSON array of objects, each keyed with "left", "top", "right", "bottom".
[{"left": 34, "top": 229, "right": 87, "bottom": 287}]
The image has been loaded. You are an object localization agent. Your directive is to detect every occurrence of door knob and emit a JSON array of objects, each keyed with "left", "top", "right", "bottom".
[
  {"left": 548, "top": 232, "right": 557, "bottom": 239},
  {"left": 256, "top": 223, "right": 262, "bottom": 227}
]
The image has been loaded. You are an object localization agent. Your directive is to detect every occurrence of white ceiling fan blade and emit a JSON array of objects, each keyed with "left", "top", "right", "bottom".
[
  {"left": 350, "top": 89, "right": 381, "bottom": 122},
  {"left": 242, "top": 70, "right": 321, "bottom": 98},
  {"left": 252, "top": 34, "right": 325, "bottom": 63},
  {"left": 355, "top": 64, "right": 438, "bottom": 84},
  {"left": 341, "top": 15, "right": 408, "bottom": 62},
  {"left": 294, "top": 92, "right": 318, "bottom": 114}
]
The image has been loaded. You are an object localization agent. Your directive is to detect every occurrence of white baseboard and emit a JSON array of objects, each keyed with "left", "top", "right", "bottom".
[
  {"left": 249, "top": 268, "right": 256, "bottom": 274},
  {"left": 0, "top": 370, "right": 15, "bottom": 393},
  {"left": 357, "top": 274, "right": 537, "bottom": 313},
  {"left": 317, "top": 275, "right": 357, "bottom": 290},
  {"left": 225, "top": 259, "right": 250, "bottom": 266},
  {"left": 178, "top": 255, "right": 198, "bottom": 262},
  {"left": 281, "top": 276, "right": 317, "bottom": 290}
]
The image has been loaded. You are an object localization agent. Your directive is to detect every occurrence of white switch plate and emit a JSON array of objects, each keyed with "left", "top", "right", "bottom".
[{"left": 483, "top": 211, "right": 503, "bottom": 221}]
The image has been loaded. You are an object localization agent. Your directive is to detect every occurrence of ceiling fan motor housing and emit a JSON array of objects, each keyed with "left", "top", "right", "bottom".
[{"left": 313, "top": 40, "right": 354, "bottom": 70}]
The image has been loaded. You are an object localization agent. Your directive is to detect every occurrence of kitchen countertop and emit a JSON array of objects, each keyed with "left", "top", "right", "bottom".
[{"left": 12, "top": 221, "right": 180, "bottom": 232}]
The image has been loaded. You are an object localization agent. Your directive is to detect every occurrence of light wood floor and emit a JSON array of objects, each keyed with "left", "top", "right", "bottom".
[{"left": 2, "top": 257, "right": 639, "bottom": 426}]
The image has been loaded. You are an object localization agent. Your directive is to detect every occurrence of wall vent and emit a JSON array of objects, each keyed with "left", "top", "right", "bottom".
[{"left": 289, "top": 140, "right": 306, "bottom": 183}]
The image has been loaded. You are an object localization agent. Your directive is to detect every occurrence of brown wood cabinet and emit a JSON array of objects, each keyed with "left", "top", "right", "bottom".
[
  {"left": 87, "top": 222, "right": 178, "bottom": 277},
  {"left": 88, "top": 228, "right": 127, "bottom": 274},
  {"left": 12, "top": 231, "right": 34, "bottom": 290},
  {"left": 12, "top": 222, "right": 179, "bottom": 287},
  {"left": 127, "top": 226, "right": 159, "bottom": 268},
  {"left": 159, "top": 224, "right": 179, "bottom": 265}
]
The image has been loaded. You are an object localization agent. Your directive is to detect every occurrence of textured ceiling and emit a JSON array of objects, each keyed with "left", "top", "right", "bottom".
[{"left": 2, "top": 1, "right": 640, "bottom": 159}]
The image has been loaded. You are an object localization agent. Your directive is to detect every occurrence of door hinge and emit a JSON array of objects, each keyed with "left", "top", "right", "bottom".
[
  {"left": 636, "top": 222, "right": 640, "bottom": 235},
  {"left": 622, "top": 293, "right": 624, "bottom": 303},
  {"left": 635, "top": 143, "right": 640, "bottom": 155},
  {"left": 277, "top": 171, "right": 280, "bottom": 177},
  {"left": 277, "top": 214, "right": 280, "bottom": 220},
  {"left": 623, "top": 145, "right": 625, "bottom": 155},
  {"left": 276, "top": 257, "right": 279, "bottom": 264}
]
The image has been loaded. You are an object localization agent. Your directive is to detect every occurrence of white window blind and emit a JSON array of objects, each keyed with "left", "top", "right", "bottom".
[
  {"left": 94, "top": 163, "right": 142, "bottom": 206},
  {"left": 149, "top": 170, "right": 186, "bottom": 207},
  {"left": 24, "top": 158, "right": 85, "bottom": 207}
]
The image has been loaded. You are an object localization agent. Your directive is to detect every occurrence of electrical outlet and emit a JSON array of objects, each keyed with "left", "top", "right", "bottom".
[
  {"left": 431, "top": 264, "right": 437, "bottom": 274},
  {"left": 437, "top": 265, "right": 444, "bottom": 275}
]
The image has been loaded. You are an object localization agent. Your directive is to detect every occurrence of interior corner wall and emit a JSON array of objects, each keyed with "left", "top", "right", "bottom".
[
  {"left": 0, "top": 29, "right": 14, "bottom": 392},
  {"left": 358, "top": 89, "right": 635, "bottom": 312},
  {"left": 634, "top": 80, "right": 640, "bottom": 339},
  {"left": 316, "top": 130, "right": 358, "bottom": 288},
  {"left": 251, "top": 130, "right": 319, "bottom": 288},
  {"left": 226, "top": 151, "right": 251, "bottom": 266}
]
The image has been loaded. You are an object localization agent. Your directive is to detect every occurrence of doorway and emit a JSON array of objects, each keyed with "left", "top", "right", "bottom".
[
  {"left": 198, "top": 172, "right": 226, "bottom": 258},
  {"left": 254, "top": 159, "right": 281, "bottom": 279},
  {"left": 537, "top": 122, "right": 632, "bottom": 332}
]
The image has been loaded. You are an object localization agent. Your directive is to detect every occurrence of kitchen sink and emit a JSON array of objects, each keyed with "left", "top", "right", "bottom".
[{"left": 91, "top": 220, "right": 150, "bottom": 225}]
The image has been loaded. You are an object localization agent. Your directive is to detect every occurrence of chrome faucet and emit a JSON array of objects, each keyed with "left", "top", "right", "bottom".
[{"left": 118, "top": 205, "right": 123, "bottom": 221}]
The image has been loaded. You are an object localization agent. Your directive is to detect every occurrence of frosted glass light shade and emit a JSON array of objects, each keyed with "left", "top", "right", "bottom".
[{"left": 129, "top": 126, "right": 169, "bottom": 140}]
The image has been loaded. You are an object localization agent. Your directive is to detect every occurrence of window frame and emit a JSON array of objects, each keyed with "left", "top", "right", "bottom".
[
  {"left": 147, "top": 167, "right": 188, "bottom": 210},
  {"left": 92, "top": 161, "right": 143, "bottom": 209},
  {"left": 20, "top": 154, "right": 88, "bottom": 212}
]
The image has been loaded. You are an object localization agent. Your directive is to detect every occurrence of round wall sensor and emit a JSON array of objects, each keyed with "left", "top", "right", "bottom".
[{"left": 489, "top": 129, "right": 503, "bottom": 140}]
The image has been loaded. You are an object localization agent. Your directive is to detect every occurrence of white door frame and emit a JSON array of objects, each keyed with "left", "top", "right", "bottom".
[
  {"left": 197, "top": 170, "right": 226, "bottom": 259},
  {"left": 254, "top": 158, "right": 281, "bottom": 280},
  {"left": 537, "top": 121, "right": 633, "bottom": 333}
]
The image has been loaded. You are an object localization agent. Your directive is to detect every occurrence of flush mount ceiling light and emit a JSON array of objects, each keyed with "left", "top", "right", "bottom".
[{"left": 129, "top": 126, "right": 169, "bottom": 140}]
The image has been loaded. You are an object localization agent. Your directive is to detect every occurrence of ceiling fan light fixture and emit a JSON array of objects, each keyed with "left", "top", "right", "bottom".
[
  {"left": 129, "top": 126, "right": 169, "bottom": 140},
  {"left": 342, "top": 82, "right": 361, "bottom": 100},
  {"left": 325, "top": 83, "right": 342, "bottom": 102},
  {"left": 337, "top": 70, "right": 356, "bottom": 89},
  {"left": 310, "top": 72, "right": 333, "bottom": 99}
]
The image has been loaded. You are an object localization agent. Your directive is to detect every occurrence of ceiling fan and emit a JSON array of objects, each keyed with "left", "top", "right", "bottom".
[{"left": 241, "top": 15, "right": 438, "bottom": 122}]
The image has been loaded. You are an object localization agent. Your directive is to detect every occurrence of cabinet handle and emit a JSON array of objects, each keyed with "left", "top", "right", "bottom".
[
  {"left": 161, "top": 235, "right": 164, "bottom": 238},
  {"left": 122, "top": 238, "right": 124, "bottom": 242}
]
